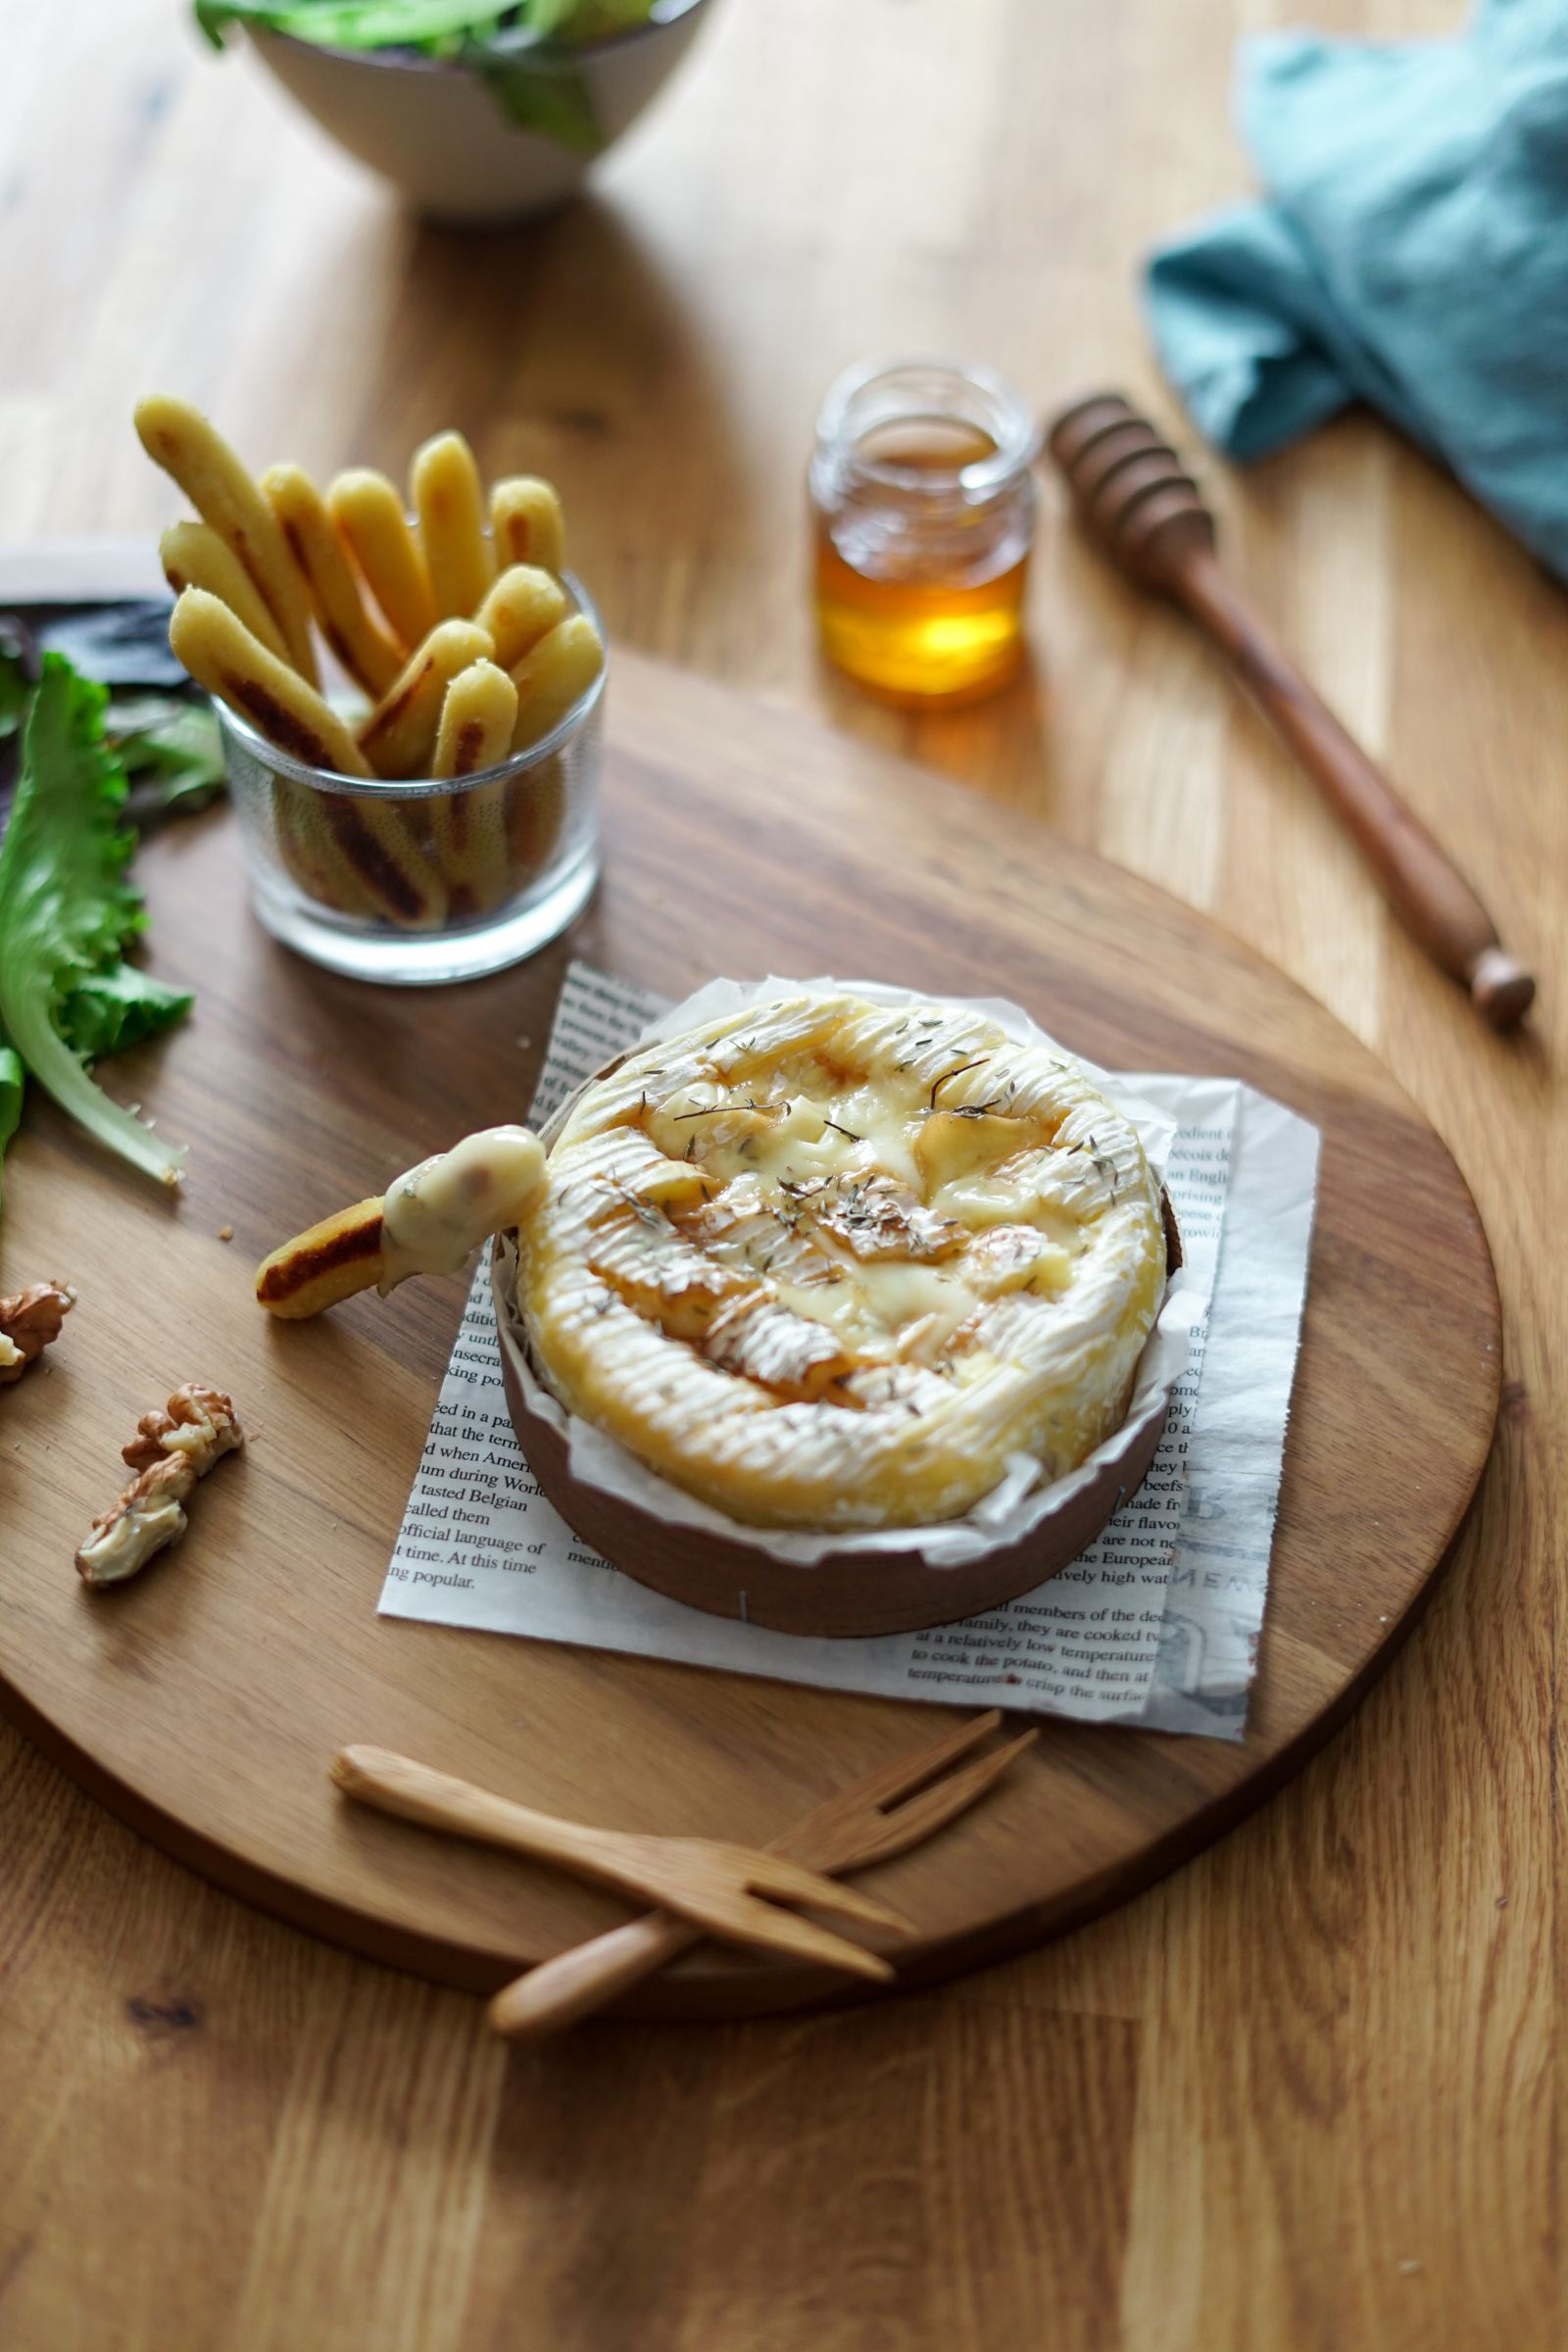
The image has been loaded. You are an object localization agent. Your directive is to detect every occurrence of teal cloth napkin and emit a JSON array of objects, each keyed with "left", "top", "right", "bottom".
[{"left": 1144, "top": 1, "right": 1568, "bottom": 580}]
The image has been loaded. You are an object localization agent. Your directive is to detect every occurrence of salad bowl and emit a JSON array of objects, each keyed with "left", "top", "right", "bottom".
[{"left": 246, "top": 0, "right": 716, "bottom": 225}]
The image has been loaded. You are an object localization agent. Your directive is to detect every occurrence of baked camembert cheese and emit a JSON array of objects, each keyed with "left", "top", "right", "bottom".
[{"left": 515, "top": 991, "right": 1167, "bottom": 1532}]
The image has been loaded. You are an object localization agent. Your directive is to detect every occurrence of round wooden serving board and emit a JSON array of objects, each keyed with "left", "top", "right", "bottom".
[{"left": 0, "top": 649, "right": 1500, "bottom": 2017}]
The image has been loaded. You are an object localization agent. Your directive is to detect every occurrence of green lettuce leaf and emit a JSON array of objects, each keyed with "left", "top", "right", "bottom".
[
  {"left": 477, "top": 45, "right": 603, "bottom": 152},
  {"left": 0, "top": 1041, "right": 22, "bottom": 1186},
  {"left": 197, "top": 2, "right": 512, "bottom": 47},
  {"left": 535, "top": 0, "right": 660, "bottom": 35},
  {"left": 197, "top": 0, "right": 656, "bottom": 45},
  {"left": 194, "top": 1, "right": 653, "bottom": 150},
  {"left": 0, "top": 628, "right": 29, "bottom": 744},
  {"left": 0, "top": 657, "right": 189, "bottom": 1191},
  {"left": 108, "top": 695, "right": 227, "bottom": 821},
  {"left": 58, "top": 965, "right": 194, "bottom": 1065}
]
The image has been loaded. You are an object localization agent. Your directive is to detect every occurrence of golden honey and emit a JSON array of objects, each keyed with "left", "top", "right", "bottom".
[{"left": 809, "top": 361, "right": 1039, "bottom": 706}]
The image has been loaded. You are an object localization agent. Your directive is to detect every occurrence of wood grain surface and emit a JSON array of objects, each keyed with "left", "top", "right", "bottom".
[{"left": 1, "top": 3, "right": 1562, "bottom": 2349}]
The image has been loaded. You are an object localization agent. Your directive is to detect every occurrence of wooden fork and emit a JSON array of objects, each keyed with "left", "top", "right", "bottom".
[
  {"left": 331, "top": 1746, "right": 912, "bottom": 1983},
  {"left": 488, "top": 1710, "right": 1039, "bottom": 2036}
]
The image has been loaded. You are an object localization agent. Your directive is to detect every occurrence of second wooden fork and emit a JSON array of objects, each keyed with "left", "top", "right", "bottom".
[{"left": 490, "top": 1709, "right": 1039, "bottom": 2034}]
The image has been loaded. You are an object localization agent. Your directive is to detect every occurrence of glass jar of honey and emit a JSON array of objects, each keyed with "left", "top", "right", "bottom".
[{"left": 809, "top": 357, "right": 1040, "bottom": 705}]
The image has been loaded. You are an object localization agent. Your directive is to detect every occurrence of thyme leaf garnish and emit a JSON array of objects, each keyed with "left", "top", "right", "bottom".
[
  {"left": 928, "top": 1056, "right": 987, "bottom": 1108},
  {"left": 672, "top": 1098, "right": 763, "bottom": 1121}
]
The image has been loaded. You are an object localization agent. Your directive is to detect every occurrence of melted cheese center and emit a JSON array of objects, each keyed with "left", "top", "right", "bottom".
[
  {"left": 381, "top": 1124, "right": 546, "bottom": 1292},
  {"left": 637, "top": 1067, "right": 1089, "bottom": 1369}
]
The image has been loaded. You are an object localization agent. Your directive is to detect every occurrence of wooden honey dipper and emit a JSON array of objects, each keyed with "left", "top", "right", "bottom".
[{"left": 1048, "top": 393, "right": 1535, "bottom": 1029}]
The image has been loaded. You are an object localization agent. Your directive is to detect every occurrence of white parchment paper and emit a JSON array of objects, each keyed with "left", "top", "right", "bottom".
[{"left": 380, "top": 963, "right": 1320, "bottom": 1736}]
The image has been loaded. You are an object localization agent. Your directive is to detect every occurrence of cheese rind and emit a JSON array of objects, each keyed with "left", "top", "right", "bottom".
[{"left": 516, "top": 993, "right": 1166, "bottom": 1531}]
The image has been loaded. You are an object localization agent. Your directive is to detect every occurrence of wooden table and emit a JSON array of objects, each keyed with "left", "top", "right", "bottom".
[{"left": 1, "top": 4, "right": 1560, "bottom": 2347}]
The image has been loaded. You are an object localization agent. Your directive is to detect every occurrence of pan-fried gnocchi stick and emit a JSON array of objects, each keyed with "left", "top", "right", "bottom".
[
  {"left": 160, "top": 521, "right": 290, "bottom": 664},
  {"left": 505, "top": 752, "right": 566, "bottom": 894},
  {"left": 510, "top": 614, "right": 604, "bottom": 751},
  {"left": 319, "top": 794, "right": 450, "bottom": 931},
  {"left": 491, "top": 476, "right": 565, "bottom": 575},
  {"left": 358, "top": 619, "right": 494, "bottom": 778},
  {"left": 327, "top": 468, "right": 439, "bottom": 649},
  {"left": 263, "top": 464, "right": 405, "bottom": 698},
  {"left": 255, "top": 1197, "right": 387, "bottom": 1318},
  {"left": 432, "top": 661, "right": 518, "bottom": 780},
  {"left": 172, "top": 592, "right": 444, "bottom": 927},
  {"left": 435, "top": 781, "right": 510, "bottom": 912},
  {"left": 271, "top": 778, "right": 378, "bottom": 916},
  {"left": 170, "top": 589, "right": 372, "bottom": 777},
  {"left": 429, "top": 662, "right": 518, "bottom": 907},
  {"left": 135, "top": 395, "right": 318, "bottom": 684},
  {"left": 472, "top": 564, "right": 569, "bottom": 670},
  {"left": 411, "top": 430, "right": 495, "bottom": 619}
]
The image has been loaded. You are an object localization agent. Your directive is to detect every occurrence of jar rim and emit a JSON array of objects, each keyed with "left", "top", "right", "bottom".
[{"left": 813, "top": 356, "right": 1041, "bottom": 498}]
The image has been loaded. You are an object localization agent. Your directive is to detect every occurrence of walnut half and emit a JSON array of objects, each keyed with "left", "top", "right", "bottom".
[
  {"left": 75, "top": 1383, "right": 243, "bottom": 1588},
  {"left": 0, "top": 1283, "right": 76, "bottom": 1385}
]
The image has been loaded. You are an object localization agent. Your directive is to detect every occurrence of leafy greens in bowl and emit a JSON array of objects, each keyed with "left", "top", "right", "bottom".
[{"left": 195, "top": 1, "right": 709, "bottom": 167}]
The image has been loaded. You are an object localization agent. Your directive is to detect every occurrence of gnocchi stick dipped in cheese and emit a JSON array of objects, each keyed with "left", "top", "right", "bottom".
[
  {"left": 160, "top": 520, "right": 291, "bottom": 663},
  {"left": 412, "top": 430, "right": 495, "bottom": 620},
  {"left": 327, "top": 468, "right": 439, "bottom": 649},
  {"left": 263, "top": 464, "right": 405, "bottom": 698},
  {"left": 359, "top": 618, "right": 494, "bottom": 779},
  {"left": 472, "top": 565, "right": 569, "bottom": 670},
  {"left": 135, "top": 394, "right": 318, "bottom": 683},
  {"left": 491, "top": 475, "right": 565, "bottom": 575},
  {"left": 256, "top": 1126, "right": 547, "bottom": 1319},
  {"left": 170, "top": 588, "right": 372, "bottom": 777},
  {"left": 510, "top": 613, "right": 604, "bottom": 751}
]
